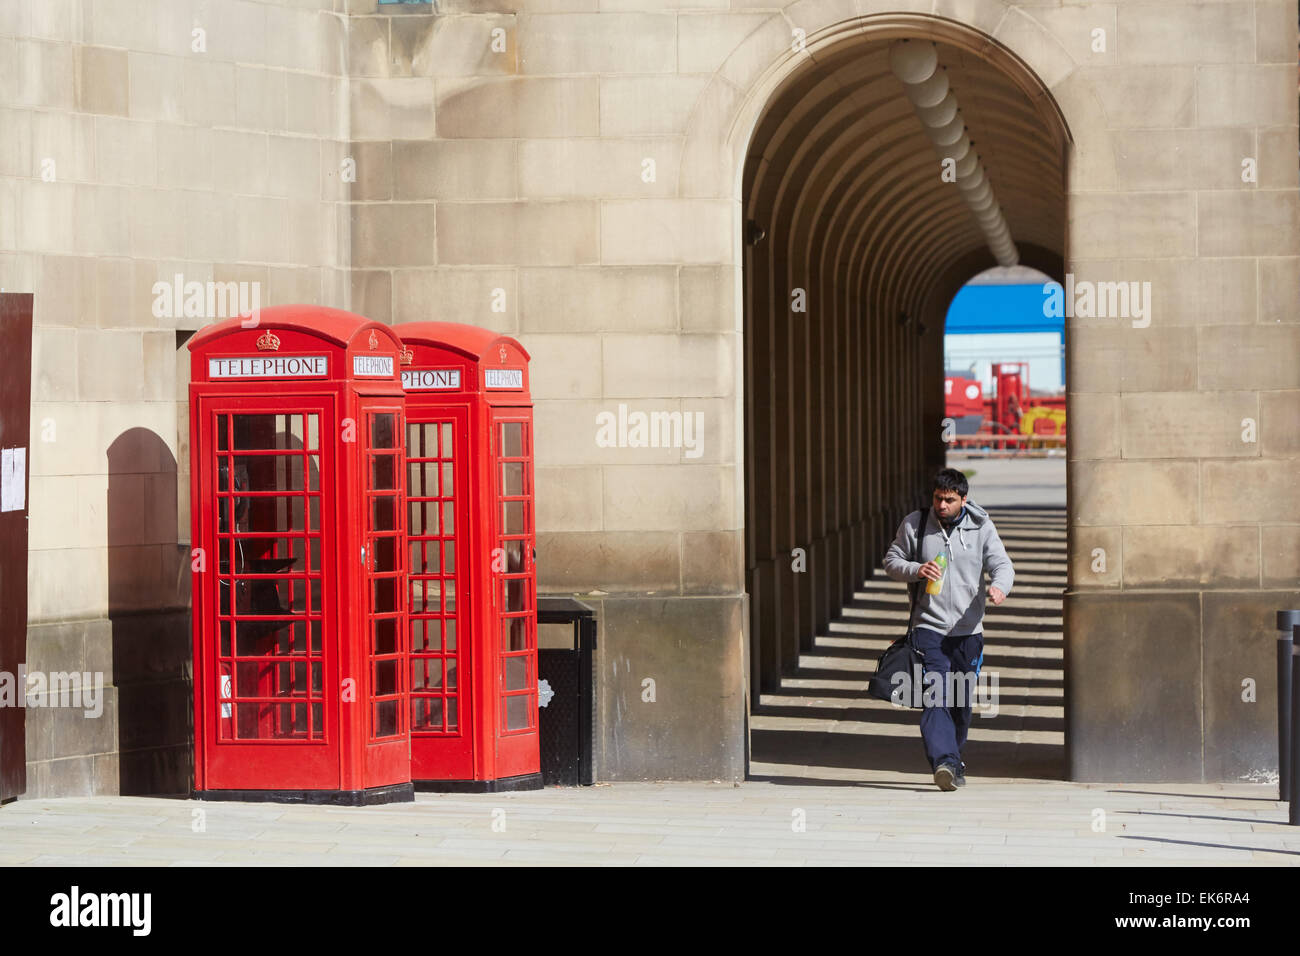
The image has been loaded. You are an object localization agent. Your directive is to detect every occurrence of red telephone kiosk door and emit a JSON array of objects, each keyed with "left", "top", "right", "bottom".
[
  {"left": 203, "top": 398, "right": 337, "bottom": 790},
  {"left": 406, "top": 404, "right": 473, "bottom": 778},
  {"left": 355, "top": 398, "right": 411, "bottom": 791},
  {"left": 188, "top": 306, "right": 413, "bottom": 805},
  {"left": 491, "top": 406, "right": 538, "bottom": 779},
  {"left": 398, "top": 323, "right": 541, "bottom": 791}
]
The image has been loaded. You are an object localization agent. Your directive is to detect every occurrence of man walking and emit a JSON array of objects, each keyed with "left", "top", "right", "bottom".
[{"left": 883, "top": 468, "right": 1014, "bottom": 791}]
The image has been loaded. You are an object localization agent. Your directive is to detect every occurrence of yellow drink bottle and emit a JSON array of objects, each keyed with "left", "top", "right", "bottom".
[{"left": 926, "top": 553, "right": 947, "bottom": 595}]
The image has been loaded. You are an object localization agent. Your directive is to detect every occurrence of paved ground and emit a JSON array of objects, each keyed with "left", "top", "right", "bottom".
[
  {"left": 946, "top": 453, "right": 1066, "bottom": 507},
  {"left": 0, "top": 779, "right": 1295, "bottom": 866}
]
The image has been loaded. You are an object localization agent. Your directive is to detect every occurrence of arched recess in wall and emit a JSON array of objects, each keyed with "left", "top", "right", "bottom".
[{"left": 695, "top": 12, "right": 1074, "bottom": 701}]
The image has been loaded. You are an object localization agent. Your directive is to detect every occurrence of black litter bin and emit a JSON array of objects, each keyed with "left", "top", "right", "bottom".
[{"left": 537, "top": 597, "right": 597, "bottom": 786}]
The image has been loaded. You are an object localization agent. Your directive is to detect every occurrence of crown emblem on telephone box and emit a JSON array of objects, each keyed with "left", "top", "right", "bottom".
[
  {"left": 368, "top": 330, "right": 379, "bottom": 350},
  {"left": 399, "top": 346, "right": 414, "bottom": 366},
  {"left": 256, "top": 330, "right": 281, "bottom": 351}
]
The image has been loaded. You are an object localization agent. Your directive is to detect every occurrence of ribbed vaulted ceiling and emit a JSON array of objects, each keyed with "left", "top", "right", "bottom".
[{"left": 744, "top": 36, "right": 1068, "bottom": 323}]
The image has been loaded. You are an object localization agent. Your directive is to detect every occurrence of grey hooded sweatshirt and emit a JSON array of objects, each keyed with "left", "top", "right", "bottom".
[{"left": 882, "top": 500, "right": 1014, "bottom": 635}]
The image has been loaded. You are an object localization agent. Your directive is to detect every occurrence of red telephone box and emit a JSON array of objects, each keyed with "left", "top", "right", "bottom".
[
  {"left": 397, "top": 323, "right": 541, "bottom": 791},
  {"left": 188, "top": 305, "right": 413, "bottom": 805}
]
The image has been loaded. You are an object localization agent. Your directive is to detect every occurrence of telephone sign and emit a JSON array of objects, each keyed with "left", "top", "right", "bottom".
[
  {"left": 208, "top": 355, "right": 328, "bottom": 378},
  {"left": 403, "top": 368, "right": 461, "bottom": 390},
  {"left": 484, "top": 368, "right": 523, "bottom": 389}
]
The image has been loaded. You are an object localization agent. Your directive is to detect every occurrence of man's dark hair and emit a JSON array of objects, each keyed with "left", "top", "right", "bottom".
[{"left": 932, "top": 467, "right": 969, "bottom": 498}]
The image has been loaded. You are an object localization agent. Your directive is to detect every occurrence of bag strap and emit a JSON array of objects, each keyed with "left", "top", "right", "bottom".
[{"left": 906, "top": 509, "right": 926, "bottom": 632}]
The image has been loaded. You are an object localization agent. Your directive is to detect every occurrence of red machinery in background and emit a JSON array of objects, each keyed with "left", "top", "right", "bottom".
[
  {"left": 944, "top": 361, "right": 1065, "bottom": 452},
  {"left": 992, "top": 362, "right": 1028, "bottom": 432}
]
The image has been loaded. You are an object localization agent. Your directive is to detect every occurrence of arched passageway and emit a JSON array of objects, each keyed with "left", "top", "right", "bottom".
[{"left": 740, "top": 20, "right": 1070, "bottom": 779}]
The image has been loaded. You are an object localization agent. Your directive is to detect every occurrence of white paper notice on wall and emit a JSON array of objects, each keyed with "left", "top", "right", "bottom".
[{"left": 0, "top": 447, "right": 25, "bottom": 513}]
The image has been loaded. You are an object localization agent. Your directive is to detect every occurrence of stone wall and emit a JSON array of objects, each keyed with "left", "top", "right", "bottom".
[{"left": 1053, "top": 2, "right": 1300, "bottom": 781}]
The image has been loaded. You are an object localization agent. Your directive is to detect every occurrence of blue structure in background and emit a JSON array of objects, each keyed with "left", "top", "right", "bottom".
[{"left": 944, "top": 283, "right": 1065, "bottom": 387}]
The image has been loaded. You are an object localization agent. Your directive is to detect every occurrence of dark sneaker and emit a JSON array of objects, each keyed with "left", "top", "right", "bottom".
[
  {"left": 933, "top": 763, "right": 958, "bottom": 791},
  {"left": 954, "top": 768, "right": 967, "bottom": 788}
]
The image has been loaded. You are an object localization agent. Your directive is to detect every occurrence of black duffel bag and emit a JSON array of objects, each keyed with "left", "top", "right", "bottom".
[
  {"left": 867, "top": 510, "right": 926, "bottom": 707},
  {"left": 868, "top": 632, "right": 921, "bottom": 706}
]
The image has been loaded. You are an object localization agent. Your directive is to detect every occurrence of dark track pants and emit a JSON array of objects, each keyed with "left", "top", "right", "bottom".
[{"left": 911, "top": 627, "right": 984, "bottom": 772}]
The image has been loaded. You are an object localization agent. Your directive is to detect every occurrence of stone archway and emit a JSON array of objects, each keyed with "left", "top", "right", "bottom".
[{"left": 677, "top": 6, "right": 1083, "bottom": 778}]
